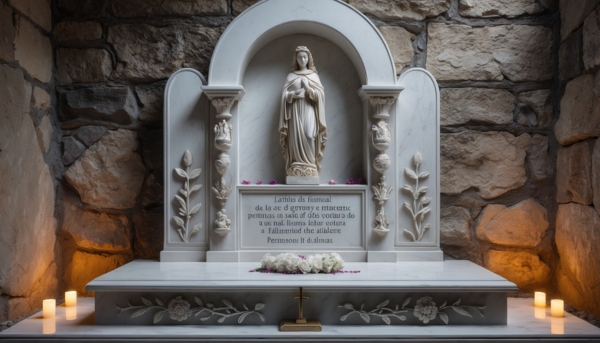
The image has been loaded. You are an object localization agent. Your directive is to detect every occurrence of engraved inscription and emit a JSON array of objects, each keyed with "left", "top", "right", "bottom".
[{"left": 240, "top": 192, "right": 363, "bottom": 249}]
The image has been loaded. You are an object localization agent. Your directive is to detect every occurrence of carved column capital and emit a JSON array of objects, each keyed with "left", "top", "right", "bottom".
[
  {"left": 369, "top": 97, "right": 396, "bottom": 120},
  {"left": 211, "top": 97, "right": 235, "bottom": 120}
]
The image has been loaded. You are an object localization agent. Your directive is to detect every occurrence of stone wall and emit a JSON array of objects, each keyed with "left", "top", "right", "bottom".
[
  {"left": 0, "top": 0, "right": 60, "bottom": 325},
  {"left": 5, "top": 0, "right": 599, "bottom": 325},
  {"left": 553, "top": 0, "right": 600, "bottom": 319}
]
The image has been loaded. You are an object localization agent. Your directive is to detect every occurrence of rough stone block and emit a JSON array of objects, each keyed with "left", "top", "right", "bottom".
[
  {"left": 584, "top": 5, "right": 600, "bottom": 70},
  {"left": 0, "top": 65, "right": 56, "bottom": 298},
  {"left": 349, "top": 0, "right": 451, "bottom": 20},
  {"left": 108, "top": 24, "right": 223, "bottom": 81},
  {"left": 440, "top": 88, "right": 514, "bottom": 126},
  {"left": 61, "top": 202, "right": 131, "bottom": 251},
  {"left": 142, "top": 171, "right": 164, "bottom": 208},
  {"left": 527, "top": 134, "right": 553, "bottom": 182},
  {"left": 59, "top": 85, "right": 138, "bottom": 124},
  {"left": 560, "top": 26, "right": 584, "bottom": 80},
  {"left": 561, "top": 0, "right": 600, "bottom": 41},
  {"left": 73, "top": 125, "right": 107, "bottom": 147},
  {"left": 62, "top": 136, "right": 85, "bottom": 165},
  {"left": 65, "top": 129, "right": 146, "bottom": 209},
  {"left": 440, "top": 206, "right": 471, "bottom": 247},
  {"left": 56, "top": 48, "right": 112, "bottom": 85},
  {"left": 35, "top": 115, "right": 52, "bottom": 153},
  {"left": 592, "top": 139, "right": 600, "bottom": 214},
  {"left": 232, "top": 0, "right": 260, "bottom": 15},
  {"left": 556, "top": 73, "right": 600, "bottom": 145},
  {"left": 427, "top": 23, "right": 552, "bottom": 82},
  {"left": 57, "top": 0, "right": 106, "bottom": 17},
  {"left": 63, "top": 250, "right": 131, "bottom": 296},
  {"left": 0, "top": 2, "right": 15, "bottom": 63},
  {"left": 556, "top": 202, "right": 600, "bottom": 319},
  {"left": 378, "top": 26, "right": 415, "bottom": 74},
  {"left": 136, "top": 85, "right": 164, "bottom": 125},
  {"left": 557, "top": 141, "right": 593, "bottom": 205},
  {"left": 142, "top": 129, "right": 163, "bottom": 170},
  {"left": 484, "top": 250, "right": 550, "bottom": 290},
  {"left": 32, "top": 86, "right": 50, "bottom": 110},
  {"left": 8, "top": 262, "right": 59, "bottom": 321},
  {"left": 8, "top": 0, "right": 51, "bottom": 32},
  {"left": 14, "top": 15, "right": 52, "bottom": 83},
  {"left": 53, "top": 21, "right": 103, "bottom": 43},
  {"left": 110, "top": 0, "right": 227, "bottom": 17},
  {"left": 518, "top": 89, "right": 552, "bottom": 128},
  {"left": 459, "top": 0, "right": 547, "bottom": 18},
  {"left": 476, "top": 199, "right": 549, "bottom": 248},
  {"left": 441, "top": 131, "right": 530, "bottom": 199},
  {"left": 133, "top": 209, "right": 163, "bottom": 259}
]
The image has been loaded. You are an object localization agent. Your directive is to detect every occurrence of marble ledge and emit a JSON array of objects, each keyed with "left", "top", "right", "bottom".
[
  {"left": 1, "top": 298, "right": 599, "bottom": 342},
  {"left": 86, "top": 260, "right": 517, "bottom": 292}
]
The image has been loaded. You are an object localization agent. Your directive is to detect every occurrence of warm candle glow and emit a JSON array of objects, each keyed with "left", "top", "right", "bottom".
[
  {"left": 43, "top": 319, "right": 55, "bottom": 334},
  {"left": 534, "top": 292, "right": 546, "bottom": 307},
  {"left": 66, "top": 306, "right": 77, "bottom": 321},
  {"left": 551, "top": 299, "right": 564, "bottom": 318},
  {"left": 534, "top": 306, "right": 546, "bottom": 319},
  {"left": 43, "top": 299, "right": 55, "bottom": 319},
  {"left": 551, "top": 317, "right": 564, "bottom": 334},
  {"left": 65, "top": 291, "right": 77, "bottom": 307}
]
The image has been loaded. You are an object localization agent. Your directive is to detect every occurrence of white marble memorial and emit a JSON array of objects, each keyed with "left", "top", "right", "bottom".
[{"left": 79, "top": 0, "right": 524, "bottom": 333}]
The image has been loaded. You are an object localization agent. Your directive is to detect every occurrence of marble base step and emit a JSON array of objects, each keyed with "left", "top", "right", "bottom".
[
  {"left": 1, "top": 298, "right": 600, "bottom": 342},
  {"left": 86, "top": 260, "right": 517, "bottom": 326}
]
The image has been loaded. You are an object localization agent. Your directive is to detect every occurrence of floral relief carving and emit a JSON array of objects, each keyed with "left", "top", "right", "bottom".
[
  {"left": 372, "top": 176, "right": 393, "bottom": 236},
  {"left": 339, "top": 296, "right": 485, "bottom": 325},
  {"left": 172, "top": 150, "right": 203, "bottom": 243},
  {"left": 211, "top": 97, "right": 235, "bottom": 120},
  {"left": 371, "top": 121, "right": 391, "bottom": 152},
  {"left": 212, "top": 177, "right": 232, "bottom": 207},
  {"left": 401, "top": 152, "right": 431, "bottom": 242},
  {"left": 214, "top": 209, "right": 231, "bottom": 236},
  {"left": 117, "top": 296, "right": 266, "bottom": 324}
]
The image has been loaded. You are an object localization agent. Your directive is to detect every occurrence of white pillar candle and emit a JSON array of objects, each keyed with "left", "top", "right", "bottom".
[
  {"left": 43, "top": 299, "right": 55, "bottom": 319},
  {"left": 551, "top": 299, "right": 564, "bottom": 318},
  {"left": 65, "top": 291, "right": 77, "bottom": 307},
  {"left": 534, "top": 292, "right": 546, "bottom": 307}
]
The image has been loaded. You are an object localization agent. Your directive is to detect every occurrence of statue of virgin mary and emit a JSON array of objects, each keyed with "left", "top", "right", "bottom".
[{"left": 278, "top": 46, "right": 327, "bottom": 184}]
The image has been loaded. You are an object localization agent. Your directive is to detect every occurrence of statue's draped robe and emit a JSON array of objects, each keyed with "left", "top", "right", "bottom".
[{"left": 279, "top": 71, "right": 327, "bottom": 177}]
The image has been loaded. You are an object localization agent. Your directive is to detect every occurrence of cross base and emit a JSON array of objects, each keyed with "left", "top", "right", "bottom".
[{"left": 279, "top": 319, "right": 322, "bottom": 332}]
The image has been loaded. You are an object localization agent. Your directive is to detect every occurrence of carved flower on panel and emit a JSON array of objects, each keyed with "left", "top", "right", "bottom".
[
  {"left": 413, "top": 296, "right": 438, "bottom": 323},
  {"left": 168, "top": 296, "right": 192, "bottom": 321}
]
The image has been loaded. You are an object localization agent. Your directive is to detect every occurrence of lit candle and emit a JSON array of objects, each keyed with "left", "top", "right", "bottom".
[
  {"left": 534, "top": 292, "right": 546, "bottom": 307},
  {"left": 65, "top": 291, "right": 77, "bottom": 307},
  {"left": 43, "top": 299, "right": 55, "bottom": 319},
  {"left": 551, "top": 299, "right": 564, "bottom": 318}
]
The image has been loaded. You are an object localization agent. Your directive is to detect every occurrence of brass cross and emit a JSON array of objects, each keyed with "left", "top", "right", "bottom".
[{"left": 294, "top": 287, "right": 309, "bottom": 323}]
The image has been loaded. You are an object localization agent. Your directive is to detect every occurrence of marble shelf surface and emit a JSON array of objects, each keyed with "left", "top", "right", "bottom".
[
  {"left": 1, "top": 298, "right": 600, "bottom": 342},
  {"left": 86, "top": 260, "right": 517, "bottom": 292}
]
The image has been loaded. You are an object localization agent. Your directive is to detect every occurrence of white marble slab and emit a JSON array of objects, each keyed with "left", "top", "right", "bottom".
[
  {"left": 86, "top": 260, "right": 516, "bottom": 292},
  {"left": 2, "top": 298, "right": 600, "bottom": 342}
]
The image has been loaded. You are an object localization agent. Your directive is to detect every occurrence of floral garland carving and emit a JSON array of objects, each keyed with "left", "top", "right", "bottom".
[
  {"left": 173, "top": 150, "right": 203, "bottom": 242},
  {"left": 117, "top": 296, "right": 265, "bottom": 324},
  {"left": 401, "top": 152, "right": 431, "bottom": 242},
  {"left": 339, "top": 296, "right": 485, "bottom": 325}
]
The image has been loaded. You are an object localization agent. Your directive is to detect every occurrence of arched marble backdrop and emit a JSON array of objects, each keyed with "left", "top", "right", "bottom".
[{"left": 239, "top": 34, "right": 364, "bottom": 184}]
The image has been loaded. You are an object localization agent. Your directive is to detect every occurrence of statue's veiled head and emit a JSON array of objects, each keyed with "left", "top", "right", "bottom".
[{"left": 291, "top": 46, "right": 318, "bottom": 73}]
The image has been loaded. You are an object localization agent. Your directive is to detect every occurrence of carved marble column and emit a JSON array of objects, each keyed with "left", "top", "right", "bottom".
[
  {"left": 203, "top": 87, "right": 245, "bottom": 238},
  {"left": 359, "top": 86, "right": 402, "bottom": 237}
]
